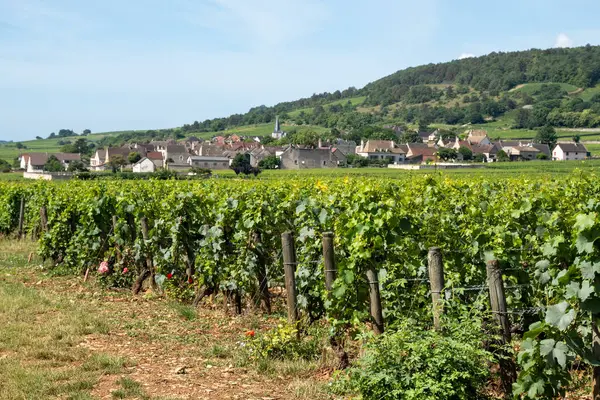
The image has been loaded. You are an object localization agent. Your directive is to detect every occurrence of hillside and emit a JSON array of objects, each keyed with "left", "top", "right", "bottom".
[
  {"left": 3, "top": 45, "right": 600, "bottom": 164},
  {"left": 167, "top": 45, "right": 600, "bottom": 139}
]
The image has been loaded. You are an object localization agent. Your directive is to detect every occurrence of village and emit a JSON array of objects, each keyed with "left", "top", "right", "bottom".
[{"left": 17, "top": 119, "right": 590, "bottom": 177}]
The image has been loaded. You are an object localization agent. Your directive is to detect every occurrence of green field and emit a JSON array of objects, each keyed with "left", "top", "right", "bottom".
[
  {"left": 578, "top": 84, "right": 600, "bottom": 101},
  {"left": 3, "top": 159, "right": 598, "bottom": 182},
  {"left": 509, "top": 82, "right": 580, "bottom": 94},
  {"left": 254, "top": 159, "right": 600, "bottom": 179},
  {"left": 288, "top": 96, "right": 366, "bottom": 117},
  {"left": 0, "top": 173, "right": 23, "bottom": 181},
  {"left": 0, "top": 130, "right": 143, "bottom": 162}
]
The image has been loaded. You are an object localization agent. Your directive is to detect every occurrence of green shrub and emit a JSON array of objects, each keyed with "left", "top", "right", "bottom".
[
  {"left": 246, "top": 320, "right": 325, "bottom": 361},
  {"left": 332, "top": 320, "right": 493, "bottom": 400}
]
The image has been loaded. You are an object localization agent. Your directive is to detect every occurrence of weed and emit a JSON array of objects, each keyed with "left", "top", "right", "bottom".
[
  {"left": 208, "top": 344, "right": 231, "bottom": 359},
  {"left": 170, "top": 302, "right": 197, "bottom": 321},
  {"left": 82, "top": 353, "right": 128, "bottom": 374}
]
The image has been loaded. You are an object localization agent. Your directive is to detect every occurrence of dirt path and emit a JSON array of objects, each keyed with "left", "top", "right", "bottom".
[{"left": 0, "top": 240, "right": 331, "bottom": 400}]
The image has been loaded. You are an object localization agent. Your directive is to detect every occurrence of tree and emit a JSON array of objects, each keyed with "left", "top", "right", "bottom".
[
  {"left": 15, "top": 142, "right": 26, "bottom": 149},
  {"left": 108, "top": 155, "right": 127, "bottom": 173},
  {"left": 496, "top": 150, "right": 510, "bottom": 162},
  {"left": 48, "top": 132, "right": 56, "bottom": 139},
  {"left": 291, "top": 129, "right": 320, "bottom": 147},
  {"left": 536, "top": 153, "right": 549, "bottom": 160},
  {"left": 370, "top": 129, "right": 398, "bottom": 141},
  {"left": 58, "top": 129, "right": 76, "bottom": 137},
  {"left": 473, "top": 153, "right": 486, "bottom": 163},
  {"left": 345, "top": 154, "right": 369, "bottom": 167},
  {"left": 258, "top": 155, "right": 280, "bottom": 169},
  {"left": 466, "top": 104, "right": 484, "bottom": 124},
  {"left": 35, "top": 136, "right": 43, "bottom": 140},
  {"left": 458, "top": 146, "right": 473, "bottom": 161},
  {"left": 82, "top": 129, "right": 91, "bottom": 135},
  {"left": 231, "top": 153, "right": 251, "bottom": 170},
  {"left": 61, "top": 138, "right": 92, "bottom": 155},
  {"left": 418, "top": 121, "right": 431, "bottom": 132},
  {"left": 231, "top": 153, "right": 259, "bottom": 176},
  {"left": 0, "top": 159, "right": 11, "bottom": 173},
  {"left": 261, "top": 136, "right": 274, "bottom": 145},
  {"left": 573, "top": 135, "right": 581, "bottom": 143},
  {"left": 535, "top": 125, "right": 558, "bottom": 149},
  {"left": 437, "top": 147, "right": 457, "bottom": 161},
  {"left": 67, "top": 160, "right": 88, "bottom": 172},
  {"left": 128, "top": 152, "right": 142, "bottom": 164},
  {"left": 44, "top": 155, "right": 64, "bottom": 172},
  {"left": 513, "top": 108, "right": 532, "bottom": 129},
  {"left": 400, "top": 131, "right": 422, "bottom": 143}
]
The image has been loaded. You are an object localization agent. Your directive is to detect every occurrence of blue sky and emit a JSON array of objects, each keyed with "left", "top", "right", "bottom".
[{"left": 1, "top": 0, "right": 599, "bottom": 141}]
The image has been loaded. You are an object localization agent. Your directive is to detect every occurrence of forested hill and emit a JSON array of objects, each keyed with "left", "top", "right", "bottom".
[
  {"left": 363, "top": 46, "right": 600, "bottom": 106},
  {"left": 178, "top": 45, "right": 600, "bottom": 133}
]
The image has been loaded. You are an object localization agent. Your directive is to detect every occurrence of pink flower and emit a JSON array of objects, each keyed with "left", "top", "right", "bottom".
[
  {"left": 98, "top": 261, "right": 109, "bottom": 274},
  {"left": 122, "top": 267, "right": 128, "bottom": 274}
]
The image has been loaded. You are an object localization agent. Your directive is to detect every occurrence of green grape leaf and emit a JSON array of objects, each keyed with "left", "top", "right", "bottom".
[
  {"left": 535, "top": 260, "right": 550, "bottom": 270},
  {"left": 553, "top": 341, "right": 569, "bottom": 368},
  {"left": 565, "top": 282, "right": 580, "bottom": 300},
  {"left": 545, "top": 302, "right": 576, "bottom": 331},
  {"left": 576, "top": 233, "right": 596, "bottom": 254},
  {"left": 540, "top": 339, "right": 555, "bottom": 356},
  {"left": 574, "top": 213, "right": 596, "bottom": 232},
  {"left": 579, "top": 261, "right": 600, "bottom": 280},
  {"left": 523, "top": 321, "right": 545, "bottom": 339},
  {"left": 527, "top": 379, "right": 545, "bottom": 398},
  {"left": 578, "top": 280, "right": 594, "bottom": 302},
  {"left": 318, "top": 208, "right": 328, "bottom": 225}
]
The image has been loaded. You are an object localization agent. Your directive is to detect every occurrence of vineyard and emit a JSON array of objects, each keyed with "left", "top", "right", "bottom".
[{"left": 1, "top": 175, "right": 600, "bottom": 398}]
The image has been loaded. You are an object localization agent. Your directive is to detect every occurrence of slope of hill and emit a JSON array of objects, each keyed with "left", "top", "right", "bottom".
[{"left": 363, "top": 46, "right": 600, "bottom": 105}]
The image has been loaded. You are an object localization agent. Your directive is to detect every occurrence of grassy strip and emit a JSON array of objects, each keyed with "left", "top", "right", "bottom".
[{"left": 0, "top": 240, "right": 146, "bottom": 400}]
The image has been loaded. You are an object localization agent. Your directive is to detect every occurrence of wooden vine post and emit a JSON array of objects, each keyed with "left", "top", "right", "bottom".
[
  {"left": 253, "top": 231, "right": 271, "bottom": 313},
  {"left": 486, "top": 259, "right": 516, "bottom": 396},
  {"left": 18, "top": 197, "right": 25, "bottom": 239},
  {"left": 281, "top": 231, "right": 298, "bottom": 324},
  {"left": 427, "top": 247, "right": 445, "bottom": 331},
  {"left": 133, "top": 217, "right": 158, "bottom": 294},
  {"left": 40, "top": 207, "right": 48, "bottom": 233},
  {"left": 322, "top": 232, "right": 336, "bottom": 292},
  {"left": 367, "top": 268, "right": 384, "bottom": 335},
  {"left": 322, "top": 232, "right": 349, "bottom": 369},
  {"left": 593, "top": 315, "right": 600, "bottom": 399}
]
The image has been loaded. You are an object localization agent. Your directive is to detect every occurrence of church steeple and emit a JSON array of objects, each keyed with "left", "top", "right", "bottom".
[
  {"left": 274, "top": 116, "right": 281, "bottom": 133},
  {"left": 271, "top": 116, "right": 285, "bottom": 139}
]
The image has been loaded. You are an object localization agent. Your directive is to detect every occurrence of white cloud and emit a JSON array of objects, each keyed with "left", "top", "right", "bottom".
[
  {"left": 555, "top": 33, "right": 573, "bottom": 48},
  {"left": 458, "top": 53, "right": 475, "bottom": 60}
]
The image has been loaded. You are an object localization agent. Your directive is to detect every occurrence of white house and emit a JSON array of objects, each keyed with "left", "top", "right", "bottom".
[
  {"left": 552, "top": 143, "right": 589, "bottom": 161},
  {"left": 132, "top": 158, "right": 156, "bottom": 173},
  {"left": 466, "top": 130, "right": 492, "bottom": 146},
  {"left": 22, "top": 153, "right": 81, "bottom": 172},
  {"left": 355, "top": 140, "right": 406, "bottom": 164}
]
